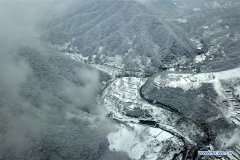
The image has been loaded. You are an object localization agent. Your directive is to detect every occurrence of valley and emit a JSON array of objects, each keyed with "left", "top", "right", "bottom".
[
  {"left": 62, "top": 50, "right": 240, "bottom": 159},
  {"left": 1, "top": 0, "right": 239, "bottom": 160}
]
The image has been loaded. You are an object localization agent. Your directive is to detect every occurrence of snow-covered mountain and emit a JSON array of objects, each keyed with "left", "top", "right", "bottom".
[
  {"left": 146, "top": 0, "right": 240, "bottom": 72},
  {"left": 1, "top": 0, "right": 240, "bottom": 160},
  {"left": 40, "top": 0, "right": 196, "bottom": 71}
]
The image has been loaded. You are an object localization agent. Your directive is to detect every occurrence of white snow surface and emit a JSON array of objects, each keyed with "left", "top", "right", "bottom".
[
  {"left": 103, "top": 76, "right": 206, "bottom": 159},
  {"left": 63, "top": 52, "right": 88, "bottom": 62},
  {"left": 175, "top": 18, "right": 187, "bottom": 23},
  {"left": 108, "top": 123, "right": 173, "bottom": 160},
  {"left": 105, "top": 55, "right": 125, "bottom": 69},
  {"left": 98, "top": 46, "right": 103, "bottom": 53},
  {"left": 154, "top": 68, "right": 240, "bottom": 95},
  {"left": 190, "top": 38, "right": 203, "bottom": 50},
  {"left": 104, "top": 77, "right": 183, "bottom": 159},
  {"left": 194, "top": 54, "right": 206, "bottom": 63},
  {"left": 193, "top": 8, "right": 200, "bottom": 11}
]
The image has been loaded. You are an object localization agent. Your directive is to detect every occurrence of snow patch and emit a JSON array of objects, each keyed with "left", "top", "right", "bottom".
[
  {"left": 201, "top": 25, "right": 209, "bottom": 29},
  {"left": 193, "top": 8, "right": 200, "bottom": 11},
  {"left": 108, "top": 123, "right": 174, "bottom": 160},
  {"left": 98, "top": 46, "right": 103, "bottom": 54},
  {"left": 154, "top": 68, "right": 240, "bottom": 94},
  {"left": 175, "top": 18, "right": 187, "bottom": 23},
  {"left": 194, "top": 54, "right": 206, "bottom": 63},
  {"left": 62, "top": 52, "right": 88, "bottom": 62},
  {"left": 190, "top": 38, "right": 203, "bottom": 50},
  {"left": 105, "top": 55, "right": 125, "bottom": 69}
]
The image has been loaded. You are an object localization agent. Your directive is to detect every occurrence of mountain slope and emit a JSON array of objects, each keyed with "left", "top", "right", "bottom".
[
  {"left": 145, "top": 0, "right": 240, "bottom": 72},
  {"left": 41, "top": 0, "right": 196, "bottom": 71}
]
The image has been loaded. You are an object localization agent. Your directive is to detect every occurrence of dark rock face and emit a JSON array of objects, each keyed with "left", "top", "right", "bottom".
[{"left": 40, "top": 0, "right": 195, "bottom": 70}]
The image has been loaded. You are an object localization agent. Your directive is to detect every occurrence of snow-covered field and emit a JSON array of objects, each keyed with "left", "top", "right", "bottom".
[
  {"left": 108, "top": 123, "right": 178, "bottom": 160},
  {"left": 154, "top": 67, "right": 240, "bottom": 93},
  {"left": 103, "top": 77, "right": 207, "bottom": 159}
]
